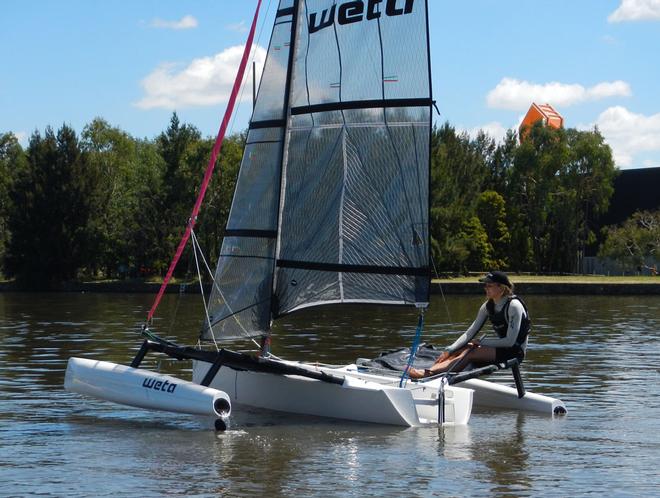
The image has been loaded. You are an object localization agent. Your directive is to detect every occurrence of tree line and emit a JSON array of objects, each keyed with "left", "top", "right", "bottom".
[
  {"left": 0, "top": 113, "right": 626, "bottom": 288},
  {"left": 0, "top": 114, "right": 242, "bottom": 287}
]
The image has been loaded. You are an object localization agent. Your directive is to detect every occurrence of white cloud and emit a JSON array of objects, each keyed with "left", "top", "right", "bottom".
[
  {"left": 227, "top": 21, "right": 248, "bottom": 33},
  {"left": 150, "top": 15, "right": 198, "bottom": 30},
  {"left": 608, "top": 0, "right": 660, "bottom": 22},
  {"left": 13, "top": 131, "right": 28, "bottom": 146},
  {"left": 584, "top": 106, "right": 660, "bottom": 167},
  {"left": 135, "top": 45, "right": 267, "bottom": 109},
  {"left": 462, "top": 121, "right": 509, "bottom": 143},
  {"left": 487, "top": 78, "right": 632, "bottom": 111}
]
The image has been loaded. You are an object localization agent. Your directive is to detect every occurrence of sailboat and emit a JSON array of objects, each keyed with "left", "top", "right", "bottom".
[{"left": 65, "top": 0, "right": 565, "bottom": 428}]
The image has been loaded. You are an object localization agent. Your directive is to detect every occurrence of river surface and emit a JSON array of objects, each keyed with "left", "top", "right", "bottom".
[{"left": 1, "top": 291, "right": 659, "bottom": 497}]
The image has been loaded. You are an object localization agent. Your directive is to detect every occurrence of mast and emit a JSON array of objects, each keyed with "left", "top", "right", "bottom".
[
  {"left": 271, "top": 0, "right": 300, "bottom": 319},
  {"left": 424, "top": 0, "right": 433, "bottom": 298}
]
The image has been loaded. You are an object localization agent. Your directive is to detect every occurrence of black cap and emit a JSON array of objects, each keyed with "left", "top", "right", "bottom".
[{"left": 479, "top": 271, "right": 512, "bottom": 288}]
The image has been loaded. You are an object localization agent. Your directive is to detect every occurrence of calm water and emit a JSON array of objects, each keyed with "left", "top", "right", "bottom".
[{"left": 1, "top": 291, "right": 659, "bottom": 497}]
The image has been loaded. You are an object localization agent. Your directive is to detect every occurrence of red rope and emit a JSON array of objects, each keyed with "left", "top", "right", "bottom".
[{"left": 147, "top": 0, "right": 263, "bottom": 322}]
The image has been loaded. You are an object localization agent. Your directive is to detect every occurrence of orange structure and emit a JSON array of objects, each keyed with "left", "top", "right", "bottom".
[{"left": 519, "top": 103, "right": 563, "bottom": 140}]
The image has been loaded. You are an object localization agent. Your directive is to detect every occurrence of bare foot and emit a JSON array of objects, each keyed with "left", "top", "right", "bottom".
[{"left": 407, "top": 367, "right": 425, "bottom": 379}]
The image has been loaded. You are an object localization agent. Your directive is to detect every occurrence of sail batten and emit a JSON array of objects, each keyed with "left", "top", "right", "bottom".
[
  {"left": 276, "top": 259, "right": 428, "bottom": 276},
  {"left": 291, "top": 98, "right": 433, "bottom": 115}
]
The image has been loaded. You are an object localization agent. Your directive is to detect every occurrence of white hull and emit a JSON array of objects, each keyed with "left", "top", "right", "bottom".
[
  {"left": 193, "top": 359, "right": 473, "bottom": 427},
  {"left": 192, "top": 358, "right": 566, "bottom": 426},
  {"left": 65, "top": 357, "right": 231, "bottom": 419},
  {"left": 341, "top": 367, "right": 566, "bottom": 416},
  {"left": 458, "top": 378, "right": 566, "bottom": 415}
]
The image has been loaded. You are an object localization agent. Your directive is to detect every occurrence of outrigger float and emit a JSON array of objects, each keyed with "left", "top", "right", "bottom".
[
  {"left": 64, "top": 0, "right": 566, "bottom": 428},
  {"left": 64, "top": 356, "right": 232, "bottom": 430}
]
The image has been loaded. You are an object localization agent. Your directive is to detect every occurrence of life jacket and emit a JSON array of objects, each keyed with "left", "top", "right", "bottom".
[{"left": 485, "top": 295, "right": 531, "bottom": 348}]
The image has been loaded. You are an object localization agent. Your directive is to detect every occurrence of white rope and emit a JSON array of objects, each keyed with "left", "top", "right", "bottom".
[
  {"left": 431, "top": 255, "right": 452, "bottom": 324},
  {"left": 191, "top": 229, "right": 219, "bottom": 351},
  {"left": 191, "top": 230, "right": 260, "bottom": 350},
  {"left": 192, "top": 230, "right": 218, "bottom": 281}
]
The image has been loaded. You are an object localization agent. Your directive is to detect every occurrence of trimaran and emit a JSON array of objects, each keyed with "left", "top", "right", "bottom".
[{"left": 65, "top": 0, "right": 566, "bottom": 429}]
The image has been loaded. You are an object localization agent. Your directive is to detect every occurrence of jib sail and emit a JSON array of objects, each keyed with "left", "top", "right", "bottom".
[{"left": 202, "top": 1, "right": 296, "bottom": 341}]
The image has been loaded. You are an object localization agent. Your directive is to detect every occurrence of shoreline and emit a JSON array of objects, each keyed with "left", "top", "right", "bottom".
[
  {"left": 431, "top": 281, "right": 660, "bottom": 295},
  {"left": 1, "top": 278, "right": 659, "bottom": 295}
]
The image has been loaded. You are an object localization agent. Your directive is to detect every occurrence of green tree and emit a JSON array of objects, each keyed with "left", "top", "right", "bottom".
[
  {"left": 476, "top": 190, "right": 510, "bottom": 268},
  {"left": 561, "top": 128, "right": 617, "bottom": 271},
  {"left": 484, "top": 130, "right": 517, "bottom": 194},
  {"left": 456, "top": 215, "right": 493, "bottom": 271},
  {"left": 156, "top": 112, "right": 203, "bottom": 276},
  {"left": 6, "top": 125, "right": 97, "bottom": 286},
  {"left": 509, "top": 126, "right": 616, "bottom": 273},
  {"left": 130, "top": 138, "right": 167, "bottom": 276},
  {"left": 430, "top": 123, "right": 487, "bottom": 270},
  {"left": 0, "top": 133, "right": 26, "bottom": 275},
  {"left": 80, "top": 118, "right": 164, "bottom": 278},
  {"left": 599, "top": 210, "right": 660, "bottom": 270},
  {"left": 506, "top": 122, "right": 569, "bottom": 272}
]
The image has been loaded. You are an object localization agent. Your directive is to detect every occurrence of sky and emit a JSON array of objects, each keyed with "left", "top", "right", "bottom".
[{"left": 1, "top": 0, "right": 660, "bottom": 170}]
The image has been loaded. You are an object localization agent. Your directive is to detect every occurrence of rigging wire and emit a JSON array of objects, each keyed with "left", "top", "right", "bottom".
[
  {"left": 399, "top": 309, "right": 425, "bottom": 388},
  {"left": 190, "top": 229, "right": 219, "bottom": 351},
  {"left": 431, "top": 254, "right": 452, "bottom": 324},
  {"left": 190, "top": 230, "right": 261, "bottom": 350}
]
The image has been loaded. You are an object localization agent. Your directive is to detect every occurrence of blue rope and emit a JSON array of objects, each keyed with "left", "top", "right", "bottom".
[{"left": 399, "top": 311, "right": 425, "bottom": 387}]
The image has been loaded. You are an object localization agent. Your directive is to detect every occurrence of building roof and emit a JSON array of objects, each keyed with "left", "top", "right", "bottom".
[{"left": 519, "top": 103, "right": 563, "bottom": 139}]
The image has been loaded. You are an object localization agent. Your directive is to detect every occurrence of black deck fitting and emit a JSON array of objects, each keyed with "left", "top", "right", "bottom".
[
  {"left": 130, "top": 340, "right": 151, "bottom": 368},
  {"left": 201, "top": 356, "right": 225, "bottom": 387},
  {"left": 511, "top": 361, "right": 526, "bottom": 398}
]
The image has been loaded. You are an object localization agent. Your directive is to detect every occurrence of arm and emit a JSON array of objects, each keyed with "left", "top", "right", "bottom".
[
  {"left": 481, "top": 299, "right": 525, "bottom": 348},
  {"left": 445, "top": 302, "right": 488, "bottom": 354}
]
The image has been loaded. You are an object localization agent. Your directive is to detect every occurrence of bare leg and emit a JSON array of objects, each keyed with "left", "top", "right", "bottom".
[
  {"left": 408, "top": 345, "right": 473, "bottom": 378},
  {"left": 408, "top": 345, "right": 497, "bottom": 378},
  {"left": 426, "top": 347, "right": 473, "bottom": 374},
  {"left": 447, "top": 346, "right": 497, "bottom": 373}
]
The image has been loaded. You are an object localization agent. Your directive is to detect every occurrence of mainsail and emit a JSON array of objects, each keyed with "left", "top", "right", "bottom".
[{"left": 203, "top": 0, "right": 431, "bottom": 342}]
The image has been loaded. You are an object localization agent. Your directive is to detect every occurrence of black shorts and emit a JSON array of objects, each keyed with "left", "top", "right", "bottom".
[{"left": 495, "top": 347, "right": 524, "bottom": 363}]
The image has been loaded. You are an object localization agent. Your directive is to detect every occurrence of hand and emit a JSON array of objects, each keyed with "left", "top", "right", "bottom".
[{"left": 438, "top": 351, "right": 449, "bottom": 362}]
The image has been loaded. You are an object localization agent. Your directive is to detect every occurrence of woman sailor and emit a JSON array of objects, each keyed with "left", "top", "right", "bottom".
[{"left": 408, "top": 271, "right": 530, "bottom": 378}]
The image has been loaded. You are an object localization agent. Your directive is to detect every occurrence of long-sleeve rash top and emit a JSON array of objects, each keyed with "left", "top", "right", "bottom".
[{"left": 445, "top": 298, "right": 528, "bottom": 354}]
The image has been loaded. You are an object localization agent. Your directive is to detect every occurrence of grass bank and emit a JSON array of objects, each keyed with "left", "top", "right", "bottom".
[
  {"left": 434, "top": 275, "right": 659, "bottom": 284},
  {"left": 432, "top": 274, "right": 660, "bottom": 295}
]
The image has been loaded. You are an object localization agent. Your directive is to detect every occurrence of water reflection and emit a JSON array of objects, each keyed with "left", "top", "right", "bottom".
[{"left": 439, "top": 424, "right": 472, "bottom": 461}]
